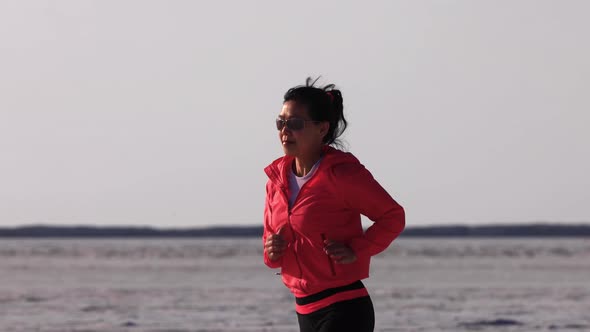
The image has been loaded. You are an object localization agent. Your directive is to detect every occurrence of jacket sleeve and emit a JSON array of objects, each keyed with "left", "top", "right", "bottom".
[
  {"left": 263, "top": 181, "right": 282, "bottom": 268},
  {"left": 334, "top": 162, "right": 405, "bottom": 257}
]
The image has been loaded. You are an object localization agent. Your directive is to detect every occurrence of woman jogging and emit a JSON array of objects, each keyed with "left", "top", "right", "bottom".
[{"left": 263, "top": 77, "right": 406, "bottom": 332}]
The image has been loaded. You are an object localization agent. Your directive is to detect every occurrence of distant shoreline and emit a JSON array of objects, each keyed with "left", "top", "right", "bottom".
[{"left": 0, "top": 223, "right": 589, "bottom": 238}]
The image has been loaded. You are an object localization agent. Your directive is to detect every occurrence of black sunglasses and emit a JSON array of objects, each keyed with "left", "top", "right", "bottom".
[{"left": 276, "top": 118, "right": 320, "bottom": 131}]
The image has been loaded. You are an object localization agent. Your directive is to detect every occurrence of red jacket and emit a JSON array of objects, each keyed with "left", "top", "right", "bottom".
[{"left": 263, "top": 146, "right": 405, "bottom": 299}]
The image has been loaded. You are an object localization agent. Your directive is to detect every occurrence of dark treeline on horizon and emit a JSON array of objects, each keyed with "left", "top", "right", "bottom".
[{"left": 0, "top": 224, "right": 589, "bottom": 238}]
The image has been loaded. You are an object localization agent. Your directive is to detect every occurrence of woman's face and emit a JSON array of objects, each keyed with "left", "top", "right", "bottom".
[{"left": 277, "top": 101, "right": 328, "bottom": 158}]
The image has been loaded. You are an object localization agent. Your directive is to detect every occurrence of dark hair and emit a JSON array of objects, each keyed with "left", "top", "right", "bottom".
[{"left": 283, "top": 77, "right": 348, "bottom": 147}]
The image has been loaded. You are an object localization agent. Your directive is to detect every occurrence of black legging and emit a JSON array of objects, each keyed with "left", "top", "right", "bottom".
[{"left": 296, "top": 296, "right": 375, "bottom": 332}]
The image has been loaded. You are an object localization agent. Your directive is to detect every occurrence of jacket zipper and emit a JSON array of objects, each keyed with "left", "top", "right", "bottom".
[
  {"left": 287, "top": 161, "right": 328, "bottom": 285},
  {"left": 274, "top": 158, "right": 325, "bottom": 290},
  {"left": 280, "top": 185, "right": 304, "bottom": 289}
]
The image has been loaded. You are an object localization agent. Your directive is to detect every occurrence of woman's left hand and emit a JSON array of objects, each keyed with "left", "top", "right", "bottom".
[{"left": 323, "top": 239, "right": 357, "bottom": 264}]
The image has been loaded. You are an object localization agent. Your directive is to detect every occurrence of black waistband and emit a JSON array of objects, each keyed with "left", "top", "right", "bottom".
[{"left": 295, "top": 280, "right": 365, "bottom": 305}]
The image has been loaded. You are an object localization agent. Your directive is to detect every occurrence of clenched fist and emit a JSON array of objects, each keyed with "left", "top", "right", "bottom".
[
  {"left": 265, "top": 227, "right": 287, "bottom": 261},
  {"left": 324, "top": 239, "right": 357, "bottom": 264}
]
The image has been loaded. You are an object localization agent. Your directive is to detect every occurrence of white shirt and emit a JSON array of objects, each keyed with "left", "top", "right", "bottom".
[{"left": 288, "top": 158, "right": 322, "bottom": 208}]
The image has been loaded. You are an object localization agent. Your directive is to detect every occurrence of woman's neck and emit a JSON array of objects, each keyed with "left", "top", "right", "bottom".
[{"left": 293, "top": 148, "right": 323, "bottom": 177}]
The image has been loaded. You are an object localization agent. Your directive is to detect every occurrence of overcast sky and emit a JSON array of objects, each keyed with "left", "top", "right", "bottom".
[{"left": 1, "top": 1, "right": 588, "bottom": 228}]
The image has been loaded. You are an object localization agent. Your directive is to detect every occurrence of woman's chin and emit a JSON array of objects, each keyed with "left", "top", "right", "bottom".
[{"left": 282, "top": 145, "right": 297, "bottom": 156}]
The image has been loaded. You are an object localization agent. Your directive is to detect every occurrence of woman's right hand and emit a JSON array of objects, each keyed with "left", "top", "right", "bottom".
[{"left": 264, "top": 227, "right": 287, "bottom": 261}]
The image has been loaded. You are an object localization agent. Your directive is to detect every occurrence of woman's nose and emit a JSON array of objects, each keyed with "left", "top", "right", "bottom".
[{"left": 280, "top": 125, "right": 291, "bottom": 135}]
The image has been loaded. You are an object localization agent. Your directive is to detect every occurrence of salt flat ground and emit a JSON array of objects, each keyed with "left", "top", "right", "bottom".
[{"left": 0, "top": 238, "right": 588, "bottom": 331}]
